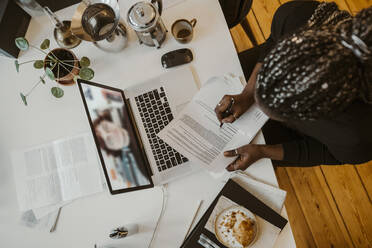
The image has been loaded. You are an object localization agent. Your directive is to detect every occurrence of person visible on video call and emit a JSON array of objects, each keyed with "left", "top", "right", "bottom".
[
  {"left": 93, "top": 111, "right": 150, "bottom": 186},
  {"left": 215, "top": 1, "right": 372, "bottom": 171}
]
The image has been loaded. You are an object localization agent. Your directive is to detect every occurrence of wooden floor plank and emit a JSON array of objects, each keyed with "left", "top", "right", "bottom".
[
  {"left": 279, "top": 0, "right": 351, "bottom": 12},
  {"left": 356, "top": 161, "right": 372, "bottom": 201},
  {"left": 229, "top": 10, "right": 266, "bottom": 53},
  {"left": 278, "top": 0, "right": 292, "bottom": 4},
  {"left": 286, "top": 167, "right": 351, "bottom": 248},
  {"left": 251, "top": 0, "right": 282, "bottom": 39},
  {"left": 275, "top": 167, "right": 317, "bottom": 248},
  {"left": 314, "top": 167, "right": 355, "bottom": 248},
  {"left": 325, "top": 0, "right": 351, "bottom": 12},
  {"left": 321, "top": 165, "right": 372, "bottom": 248},
  {"left": 345, "top": 0, "right": 372, "bottom": 14},
  {"left": 230, "top": 25, "right": 253, "bottom": 53},
  {"left": 246, "top": 11, "right": 266, "bottom": 44}
]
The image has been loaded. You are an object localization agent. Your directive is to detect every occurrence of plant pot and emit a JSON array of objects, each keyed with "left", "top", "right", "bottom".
[{"left": 43, "top": 48, "right": 80, "bottom": 85}]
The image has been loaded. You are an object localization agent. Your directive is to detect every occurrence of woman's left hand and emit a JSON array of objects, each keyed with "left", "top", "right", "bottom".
[{"left": 224, "top": 144, "right": 264, "bottom": 171}]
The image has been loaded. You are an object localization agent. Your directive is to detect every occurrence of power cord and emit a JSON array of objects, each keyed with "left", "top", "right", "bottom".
[{"left": 148, "top": 184, "right": 168, "bottom": 248}]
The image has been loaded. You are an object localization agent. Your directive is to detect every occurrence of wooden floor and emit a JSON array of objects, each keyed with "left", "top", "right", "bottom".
[{"left": 229, "top": 1, "right": 372, "bottom": 247}]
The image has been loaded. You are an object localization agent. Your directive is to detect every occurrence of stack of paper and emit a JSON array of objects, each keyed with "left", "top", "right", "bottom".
[
  {"left": 164, "top": 0, "right": 186, "bottom": 9},
  {"left": 181, "top": 171, "right": 287, "bottom": 248},
  {"left": 158, "top": 75, "right": 268, "bottom": 177},
  {"left": 11, "top": 133, "right": 104, "bottom": 229},
  {"left": 230, "top": 172, "right": 287, "bottom": 247}
]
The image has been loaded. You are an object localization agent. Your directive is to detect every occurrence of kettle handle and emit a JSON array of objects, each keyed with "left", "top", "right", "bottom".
[{"left": 151, "top": 0, "right": 163, "bottom": 15}]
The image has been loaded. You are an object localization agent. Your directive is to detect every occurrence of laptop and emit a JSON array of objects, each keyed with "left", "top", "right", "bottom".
[{"left": 77, "top": 68, "right": 199, "bottom": 194}]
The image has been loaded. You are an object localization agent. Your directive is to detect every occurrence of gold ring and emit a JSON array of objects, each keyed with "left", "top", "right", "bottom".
[{"left": 234, "top": 149, "right": 238, "bottom": 155}]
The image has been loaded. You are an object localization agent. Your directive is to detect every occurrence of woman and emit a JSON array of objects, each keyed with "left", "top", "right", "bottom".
[
  {"left": 215, "top": 1, "right": 372, "bottom": 171},
  {"left": 94, "top": 111, "right": 150, "bottom": 186}
]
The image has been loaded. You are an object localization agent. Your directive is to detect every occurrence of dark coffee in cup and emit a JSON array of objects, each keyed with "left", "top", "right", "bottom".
[
  {"left": 177, "top": 29, "right": 191, "bottom": 39},
  {"left": 171, "top": 18, "right": 197, "bottom": 44}
]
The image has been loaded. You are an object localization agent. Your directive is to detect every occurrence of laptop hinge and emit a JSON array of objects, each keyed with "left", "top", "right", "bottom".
[{"left": 125, "top": 97, "right": 154, "bottom": 177}]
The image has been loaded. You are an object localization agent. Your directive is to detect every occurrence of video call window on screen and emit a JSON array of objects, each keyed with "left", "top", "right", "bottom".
[{"left": 81, "top": 84, "right": 151, "bottom": 191}]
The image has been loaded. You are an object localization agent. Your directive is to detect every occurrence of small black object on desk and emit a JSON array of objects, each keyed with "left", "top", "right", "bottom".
[{"left": 161, "top": 48, "right": 193, "bottom": 68}]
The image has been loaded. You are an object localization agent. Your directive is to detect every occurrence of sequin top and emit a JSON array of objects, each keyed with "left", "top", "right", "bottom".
[{"left": 256, "top": 1, "right": 372, "bottom": 164}]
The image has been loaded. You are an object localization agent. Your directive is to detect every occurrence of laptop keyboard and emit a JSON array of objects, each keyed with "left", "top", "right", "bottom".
[{"left": 135, "top": 87, "right": 188, "bottom": 172}]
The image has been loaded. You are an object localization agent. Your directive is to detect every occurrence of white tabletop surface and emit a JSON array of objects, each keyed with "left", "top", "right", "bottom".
[{"left": 0, "top": 0, "right": 296, "bottom": 247}]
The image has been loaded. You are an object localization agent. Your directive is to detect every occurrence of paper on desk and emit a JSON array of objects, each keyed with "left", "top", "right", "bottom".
[
  {"left": 32, "top": 200, "right": 71, "bottom": 220},
  {"left": 20, "top": 208, "right": 60, "bottom": 231},
  {"left": 11, "top": 133, "right": 103, "bottom": 211},
  {"left": 230, "top": 171, "right": 286, "bottom": 214},
  {"left": 158, "top": 75, "right": 268, "bottom": 176},
  {"left": 231, "top": 171, "right": 287, "bottom": 248},
  {"left": 205, "top": 172, "right": 286, "bottom": 248},
  {"left": 164, "top": 0, "right": 186, "bottom": 9}
]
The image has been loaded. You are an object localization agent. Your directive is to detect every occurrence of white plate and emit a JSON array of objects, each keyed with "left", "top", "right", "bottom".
[{"left": 214, "top": 205, "right": 258, "bottom": 248}]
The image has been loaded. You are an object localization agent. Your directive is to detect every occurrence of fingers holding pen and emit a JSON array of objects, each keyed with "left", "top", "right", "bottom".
[
  {"left": 215, "top": 94, "right": 249, "bottom": 125},
  {"left": 221, "top": 108, "right": 242, "bottom": 123},
  {"left": 214, "top": 95, "right": 233, "bottom": 123}
]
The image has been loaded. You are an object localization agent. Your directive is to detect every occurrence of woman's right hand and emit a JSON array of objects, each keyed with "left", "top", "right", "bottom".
[
  {"left": 214, "top": 91, "right": 254, "bottom": 124},
  {"left": 215, "top": 63, "right": 262, "bottom": 124}
]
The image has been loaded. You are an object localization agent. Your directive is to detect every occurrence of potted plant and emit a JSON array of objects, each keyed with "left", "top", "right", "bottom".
[{"left": 14, "top": 37, "right": 95, "bottom": 106}]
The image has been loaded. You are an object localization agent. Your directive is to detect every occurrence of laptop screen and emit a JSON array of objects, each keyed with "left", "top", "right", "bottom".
[{"left": 77, "top": 79, "right": 153, "bottom": 194}]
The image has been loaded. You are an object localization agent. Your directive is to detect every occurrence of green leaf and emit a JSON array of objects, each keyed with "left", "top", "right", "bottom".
[
  {"left": 45, "top": 67, "right": 55, "bottom": 81},
  {"left": 51, "top": 87, "right": 64, "bottom": 98},
  {"left": 79, "top": 67, "right": 94, "bottom": 80},
  {"left": 33, "top": 60, "right": 44, "bottom": 69},
  {"left": 79, "top": 57, "right": 90, "bottom": 68},
  {"left": 15, "top": 37, "right": 29, "bottom": 51},
  {"left": 20, "top": 93, "right": 27, "bottom": 106},
  {"left": 40, "top": 39, "right": 50, "bottom": 50},
  {"left": 15, "top": 60, "right": 20, "bottom": 73},
  {"left": 40, "top": 76, "right": 46, "bottom": 84}
]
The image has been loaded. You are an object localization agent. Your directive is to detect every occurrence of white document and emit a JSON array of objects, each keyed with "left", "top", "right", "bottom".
[
  {"left": 230, "top": 171, "right": 286, "bottom": 214},
  {"left": 158, "top": 75, "right": 268, "bottom": 175},
  {"left": 231, "top": 172, "right": 287, "bottom": 248},
  {"left": 205, "top": 172, "right": 287, "bottom": 248},
  {"left": 11, "top": 133, "right": 103, "bottom": 211},
  {"left": 32, "top": 200, "right": 71, "bottom": 220},
  {"left": 20, "top": 208, "right": 60, "bottom": 231},
  {"left": 164, "top": 0, "right": 186, "bottom": 9}
]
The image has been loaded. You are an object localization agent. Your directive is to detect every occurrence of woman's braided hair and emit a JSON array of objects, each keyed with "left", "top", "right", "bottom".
[{"left": 256, "top": 2, "right": 372, "bottom": 121}]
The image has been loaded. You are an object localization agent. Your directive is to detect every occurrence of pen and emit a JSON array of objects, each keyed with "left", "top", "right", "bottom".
[
  {"left": 219, "top": 97, "right": 235, "bottom": 128},
  {"left": 49, "top": 207, "right": 62, "bottom": 233},
  {"left": 183, "top": 200, "right": 203, "bottom": 242}
]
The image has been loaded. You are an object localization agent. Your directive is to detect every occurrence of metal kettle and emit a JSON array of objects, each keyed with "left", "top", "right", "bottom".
[
  {"left": 127, "top": 0, "right": 167, "bottom": 49},
  {"left": 71, "top": 0, "right": 128, "bottom": 52}
]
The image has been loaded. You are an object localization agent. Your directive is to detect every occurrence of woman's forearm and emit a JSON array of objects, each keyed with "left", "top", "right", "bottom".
[
  {"left": 242, "top": 63, "right": 262, "bottom": 98},
  {"left": 258, "top": 144, "right": 284, "bottom": 161},
  {"left": 240, "top": 63, "right": 284, "bottom": 161}
]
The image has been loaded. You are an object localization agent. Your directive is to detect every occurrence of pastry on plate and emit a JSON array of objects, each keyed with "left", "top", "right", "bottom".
[{"left": 215, "top": 206, "right": 258, "bottom": 248}]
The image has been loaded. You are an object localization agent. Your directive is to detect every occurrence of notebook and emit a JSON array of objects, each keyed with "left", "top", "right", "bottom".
[{"left": 181, "top": 175, "right": 287, "bottom": 248}]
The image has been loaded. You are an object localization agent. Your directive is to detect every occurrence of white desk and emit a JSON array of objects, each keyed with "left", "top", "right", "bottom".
[{"left": 0, "top": 0, "right": 296, "bottom": 247}]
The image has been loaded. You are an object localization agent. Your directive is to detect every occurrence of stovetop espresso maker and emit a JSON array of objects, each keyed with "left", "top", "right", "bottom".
[{"left": 127, "top": 0, "right": 167, "bottom": 48}]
